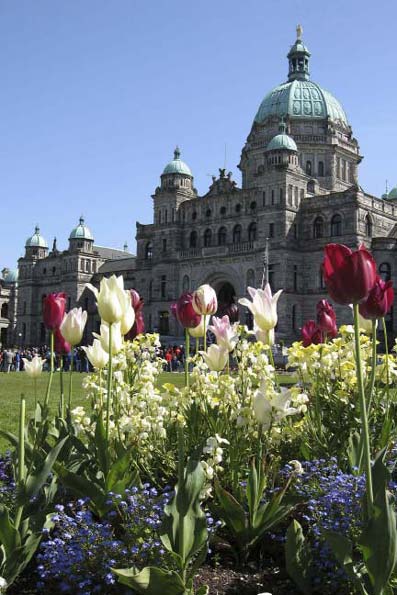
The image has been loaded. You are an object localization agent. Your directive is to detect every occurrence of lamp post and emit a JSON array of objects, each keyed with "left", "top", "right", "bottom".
[{"left": 261, "top": 238, "right": 270, "bottom": 289}]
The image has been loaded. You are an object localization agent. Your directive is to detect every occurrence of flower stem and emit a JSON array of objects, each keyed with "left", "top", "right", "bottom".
[
  {"left": 366, "top": 320, "right": 377, "bottom": 415},
  {"left": 184, "top": 328, "right": 190, "bottom": 388},
  {"left": 44, "top": 330, "right": 54, "bottom": 409},
  {"left": 177, "top": 423, "right": 186, "bottom": 577},
  {"left": 203, "top": 316, "right": 207, "bottom": 352},
  {"left": 34, "top": 377, "right": 37, "bottom": 410},
  {"left": 14, "top": 395, "right": 26, "bottom": 530},
  {"left": 68, "top": 348, "right": 73, "bottom": 411},
  {"left": 106, "top": 324, "right": 113, "bottom": 442},
  {"left": 60, "top": 356, "right": 64, "bottom": 418},
  {"left": 353, "top": 303, "right": 373, "bottom": 511},
  {"left": 382, "top": 317, "right": 391, "bottom": 415}
]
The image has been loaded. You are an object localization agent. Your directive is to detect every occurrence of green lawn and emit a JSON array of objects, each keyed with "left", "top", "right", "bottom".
[{"left": 0, "top": 369, "right": 294, "bottom": 452}]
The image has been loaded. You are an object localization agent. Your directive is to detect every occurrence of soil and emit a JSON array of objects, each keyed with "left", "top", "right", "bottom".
[{"left": 194, "top": 564, "right": 297, "bottom": 594}]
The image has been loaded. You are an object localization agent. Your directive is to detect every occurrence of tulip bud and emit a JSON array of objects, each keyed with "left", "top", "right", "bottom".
[
  {"left": 359, "top": 276, "right": 394, "bottom": 320},
  {"left": 200, "top": 344, "right": 229, "bottom": 372},
  {"left": 175, "top": 292, "right": 202, "bottom": 328},
  {"left": 255, "top": 325, "right": 275, "bottom": 346},
  {"left": 316, "top": 299, "right": 337, "bottom": 338},
  {"left": 82, "top": 339, "right": 109, "bottom": 369},
  {"left": 192, "top": 284, "right": 218, "bottom": 316},
  {"left": 120, "top": 291, "right": 135, "bottom": 336},
  {"left": 93, "top": 322, "right": 123, "bottom": 355},
  {"left": 22, "top": 355, "right": 45, "bottom": 378},
  {"left": 60, "top": 307, "right": 88, "bottom": 346},
  {"left": 54, "top": 328, "right": 71, "bottom": 354},
  {"left": 301, "top": 320, "right": 323, "bottom": 347},
  {"left": 239, "top": 284, "right": 282, "bottom": 332},
  {"left": 208, "top": 315, "right": 239, "bottom": 352},
  {"left": 86, "top": 275, "right": 127, "bottom": 325},
  {"left": 43, "top": 293, "right": 67, "bottom": 330},
  {"left": 188, "top": 315, "right": 210, "bottom": 338}
]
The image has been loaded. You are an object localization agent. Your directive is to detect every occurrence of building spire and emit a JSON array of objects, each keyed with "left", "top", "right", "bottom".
[
  {"left": 174, "top": 146, "right": 181, "bottom": 160},
  {"left": 287, "top": 25, "right": 311, "bottom": 82},
  {"left": 296, "top": 24, "right": 303, "bottom": 40}
]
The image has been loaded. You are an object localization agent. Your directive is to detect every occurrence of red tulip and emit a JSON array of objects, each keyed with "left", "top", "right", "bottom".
[
  {"left": 323, "top": 244, "right": 377, "bottom": 305},
  {"left": 125, "top": 289, "right": 145, "bottom": 340},
  {"left": 359, "top": 276, "right": 394, "bottom": 320},
  {"left": 43, "top": 293, "right": 67, "bottom": 330},
  {"left": 301, "top": 320, "right": 323, "bottom": 347},
  {"left": 175, "top": 292, "right": 201, "bottom": 328},
  {"left": 129, "top": 289, "right": 144, "bottom": 314},
  {"left": 54, "top": 328, "right": 71, "bottom": 354},
  {"left": 316, "top": 299, "right": 337, "bottom": 338}
]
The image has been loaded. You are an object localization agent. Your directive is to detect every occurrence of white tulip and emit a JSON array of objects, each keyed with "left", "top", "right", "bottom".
[
  {"left": 188, "top": 315, "right": 210, "bottom": 338},
  {"left": 22, "top": 355, "right": 45, "bottom": 378},
  {"left": 200, "top": 344, "right": 228, "bottom": 372},
  {"left": 239, "top": 284, "right": 282, "bottom": 332},
  {"left": 87, "top": 275, "right": 127, "bottom": 325},
  {"left": 93, "top": 322, "right": 123, "bottom": 355},
  {"left": 253, "top": 381, "right": 299, "bottom": 429},
  {"left": 60, "top": 307, "right": 87, "bottom": 346},
  {"left": 120, "top": 291, "right": 135, "bottom": 335},
  {"left": 82, "top": 339, "right": 109, "bottom": 369},
  {"left": 192, "top": 284, "right": 218, "bottom": 315},
  {"left": 208, "top": 315, "right": 239, "bottom": 352},
  {"left": 254, "top": 324, "right": 275, "bottom": 346}
]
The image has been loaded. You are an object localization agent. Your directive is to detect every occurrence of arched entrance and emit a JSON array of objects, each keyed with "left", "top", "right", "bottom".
[
  {"left": 200, "top": 269, "right": 242, "bottom": 322},
  {"left": 217, "top": 282, "right": 236, "bottom": 317}
]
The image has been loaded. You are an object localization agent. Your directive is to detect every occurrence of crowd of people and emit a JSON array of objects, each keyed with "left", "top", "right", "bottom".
[{"left": 0, "top": 346, "right": 91, "bottom": 373}]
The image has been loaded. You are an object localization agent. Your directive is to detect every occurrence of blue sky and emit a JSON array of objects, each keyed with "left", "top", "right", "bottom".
[{"left": 1, "top": 0, "right": 396, "bottom": 270}]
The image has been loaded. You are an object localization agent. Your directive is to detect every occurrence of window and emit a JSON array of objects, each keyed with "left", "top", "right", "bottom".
[
  {"left": 164, "top": 210, "right": 168, "bottom": 223},
  {"left": 233, "top": 224, "right": 242, "bottom": 243},
  {"left": 162, "top": 238, "right": 167, "bottom": 252},
  {"left": 319, "top": 267, "right": 326, "bottom": 289},
  {"left": 248, "top": 222, "right": 257, "bottom": 242},
  {"left": 22, "top": 323, "right": 26, "bottom": 341},
  {"left": 220, "top": 206, "right": 226, "bottom": 215},
  {"left": 379, "top": 262, "right": 391, "bottom": 282},
  {"left": 204, "top": 229, "right": 212, "bottom": 247},
  {"left": 271, "top": 190, "right": 275, "bottom": 205},
  {"left": 192, "top": 211, "right": 197, "bottom": 221},
  {"left": 307, "top": 180, "right": 315, "bottom": 194},
  {"left": 331, "top": 214, "right": 342, "bottom": 236},
  {"left": 190, "top": 231, "right": 197, "bottom": 248},
  {"left": 306, "top": 160, "right": 312, "bottom": 175},
  {"left": 159, "top": 311, "right": 169, "bottom": 334},
  {"left": 250, "top": 201, "right": 257, "bottom": 211},
  {"left": 52, "top": 266, "right": 56, "bottom": 275},
  {"left": 218, "top": 227, "right": 227, "bottom": 245},
  {"left": 337, "top": 157, "right": 341, "bottom": 178},
  {"left": 313, "top": 217, "right": 324, "bottom": 239},
  {"left": 342, "top": 160, "right": 346, "bottom": 181},
  {"left": 235, "top": 204, "right": 241, "bottom": 213},
  {"left": 161, "top": 275, "right": 166, "bottom": 298},
  {"left": 182, "top": 275, "right": 190, "bottom": 292},
  {"left": 279, "top": 188, "right": 284, "bottom": 203},
  {"left": 85, "top": 260, "right": 90, "bottom": 272},
  {"left": 294, "top": 186, "right": 299, "bottom": 206},
  {"left": 159, "top": 210, "right": 162, "bottom": 225},
  {"left": 268, "top": 264, "right": 274, "bottom": 288},
  {"left": 269, "top": 223, "right": 274, "bottom": 238},
  {"left": 300, "top": 189, "right": 304, "bottom": 201},
  {"left": 365, "top": 214, "right": 373, "bottom": 238},
  {"left": 293, "top": 224, "right": 298, "bottom": 239},
  {"left": 43, "top": 267, "right": 47, "bottom": 275},
  {"left": 318, "top": 161, "right": 324, "bottom": 177},
  {"left": 247, "top": 269, "right": 255, "bottom": 288},
  {"left": 145, "top": 242, "right": 153, "bottom": 259},
  {"left": 293, "top": 265, "right": 298, "bottom": 291},
  {"left": 23, "top": 301, "right": 26, "bottom": 315},
  {"left": 1, "top": 303, "right": 8, "bottom": 318},
  {"left": 262, "top": 191, "right": 266, "bottom": 206},
  {"left": 288, "top": 185, "right": 293, "bottom": 205},
  {"left": 206, "top": 208, "right": 212, "bottom": 218},
  {"left": 292, "top": 304, "right": 297, "bottom": 330}
]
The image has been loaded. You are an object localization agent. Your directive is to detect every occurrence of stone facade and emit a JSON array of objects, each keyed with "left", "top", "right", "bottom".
[{"left": 2, "top": 29, "right": 397, "bottom": 346}]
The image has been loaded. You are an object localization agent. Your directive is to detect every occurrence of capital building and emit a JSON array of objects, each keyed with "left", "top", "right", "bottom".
[{"left": 1, "top": 28, "right": 397, "bottom": 346}]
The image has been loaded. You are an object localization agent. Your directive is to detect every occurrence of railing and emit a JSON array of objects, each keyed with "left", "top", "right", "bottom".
[{"left": 228, "top": 241, "right": 255, "bottom": 254}]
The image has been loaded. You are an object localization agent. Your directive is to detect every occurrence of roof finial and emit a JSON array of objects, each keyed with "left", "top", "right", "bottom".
[
  {"left": 79, "top": 215, "right": 85, "bottom": 225},
  {"left": 35, "top": 224, "right": 40, "bottom": 234},
  {"left": 296, "top": 24, "right": 303, "bottom": 40},
  {"left": 278, "top": 115, "right": 287, "bottom": 134},
  {"left": 386, "top": 179, "right": 389, "bottom": 194},
  {"left": 174, "top": 146, "right": 181, "bottom": 160}
]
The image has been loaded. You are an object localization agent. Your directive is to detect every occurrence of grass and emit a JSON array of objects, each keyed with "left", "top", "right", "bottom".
[{"left": 0, "top": 369, "right": 295, "bottom": 452}]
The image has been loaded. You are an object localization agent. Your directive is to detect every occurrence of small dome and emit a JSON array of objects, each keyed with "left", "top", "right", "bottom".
[
  {"left": 69, "top": 216, "right": 94, "bottom": 241},
  {"left": 3, "top": 269, "right": 18, "bottom": 284},
  {"left": 25, "top": 226, "right": 48, "bottom": 248},
  {"left": 266, "top": 119, "right": 298, "bottom": 152},
  {"left": 162, "top": 147, "right": 192, "bottom": 176},
  {"left": 387, "top": 187, "right": 397, "bottom": 200}
]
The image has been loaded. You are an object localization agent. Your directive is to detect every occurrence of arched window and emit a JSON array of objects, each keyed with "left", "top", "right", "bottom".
[
  {"left": 279, "top": 187, "right": 284, "bottom": 203},
  {"left": 248, "top": 222, "right": 257, "bottom": 242},
  {"left": 294, "top": 186, "right": 299, "bottom": 206},
  {"left": 288, "top": 184, "right": 293, "bottom": 205},
  {"left": 292, "top": 304, "right": 297, "bottom": 330},
  {"left": 235, "top": 203, "right": 241, "bottom": 213},
  {"left": 379, "top": 262, "right": 391, "bottom": 282},
  {"left": 189, "top": 231, "right": 197, "bottom": 248},
  {"left": 250, "top": 201, "right": 257, "bottom": 211},
  {"left": 182, "top": 275, "right": 190, "bottom": 292},
  {"left": 365, "top": 214, "right": 373, "bottom": 237},
  {"left": 218, "top": 227, "right": 227, "bottom": 245},
  {"left": 1, "top": 303, "right": 8, "bottom": 318},
  {"left": 145, "top": 242, "right": 153, "bottom": 259},
  {"left": 313, "top": 217, "right": 324, "bottom": 239},
  {"left": 318, "top": 161, "right": 324, "bottom": 177},
  {"left": 205, "top": 208, "right": 212, "bottom": 218},
  {"left": 331, "top": 214, "right": 342, "bottom": 236},
  {"left": 307, "top": 180, "right": 315, "bottom": 194},
  {"left": 247, "top": 269, "right": 255, "bottom": 288},
  {"left": 306, "top": 160, "right": 312, "bottom": 175},
  {"left": 233, "top": 224, "right": 242, "bottom": 244},
  {"left": 203, "top": 228, "right": 212, "bottom": 247},
  {"left": 220, "top": 206, "right": 226, "bottom": 215}
]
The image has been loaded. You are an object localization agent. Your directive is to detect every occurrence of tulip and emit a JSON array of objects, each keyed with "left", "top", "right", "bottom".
[
  {"left": 175, "top": 292, "right": 201, "bottom": 328},
  {"left": 86, "top": 275, "right": 127, "bottom": 325},
  {"left": 93, "top": 322, "right": 123, "bottom": 355},
  {"left": 254, "top": 324, "right": 275, "bottom": 346},
  {"left": 323, "top": 243, "right": 377, "bottom": 305},
  {"left": 253, "top": 382, "right": 299, "bottom": 429},
  {"left": 239, "top": 284, "right": 282, "bottom": 332},
  {"left": 359, "top": 276, "right": 394, "bottom": 320},
  {"left": 82, "top": 339, "right": 109, "bottom": 370},
  {"left": 54, "top": 328, "right": 72, "bottom": 354},
  {"left": 43, "top": 293, "right": 67, "bottom": 330},
  {"left": 22, "top": 355, "right": 45, "bottom": 378},
  {"left": 60, "top": 307, "right": 87, "bottom": 346},
  {"left": 188, "top": 315, "right": 210, "bottom": 338},
  {"left": 200, "top": 344, "right": 229, "bottom": 372},
  {"left": 316, "top": 299, "right": 337, "bottom": 338},
  {"left": 192, "top": 284, "right": 218, "bottom": 316},
  {"left": 208, "top": 315, "right": 239, "bottom": 352},
  {"left": 120, "top": 292, "right": 135, "bottom": 336},
  {"left": 129, "top": 289, "right": 144, "bottom": 314},
  {"left": 301, "top": 320, "right": 323, "bottom": 347}
]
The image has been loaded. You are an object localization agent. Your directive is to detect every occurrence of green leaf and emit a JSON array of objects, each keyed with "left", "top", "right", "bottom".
[
  {"left": 105, "top": 451, "right": 131, "bottom": 492},
  {"left": 95, "top": 413, "right": 109, "bottom": 477},
  {"left": 246, "top": 458, "right": 259, "bottom": 521},
  {"left": 347, "top": 431, "right": 363, "bottom": 473},
  {"left": 0, "top": 506, "right": 20, "bottom": 558},
  {"left": 196, "top": 586, "right": 209, "bottom": 595},
  {"left": 215, "top": 480, "right": 246, "bottom": 535},
  {"left": 56, "top": 467, "right": 106, "bottom": 515},
  {"left": 359, "top": 456, "right": 397, "bottom": 594},
  {"left": 113, "top": 566, "right": 186, "bottom": 595},
  {"left": 285, "top": 520, "right": 312, "bottom": 594}
]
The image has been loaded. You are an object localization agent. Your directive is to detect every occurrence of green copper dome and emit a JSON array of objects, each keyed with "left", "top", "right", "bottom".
[
  {"left": 387, "top": 187, "right": 397, "bottom": 200},
  {"left": 267, "top": 119, "right": 298, "bottom": 151},
  {"left": 162, "top": 147, "right": 192, "bottom": 176},
  {"left": 255, "top": 27, "right": 348, "bottom": 126},
  {"left": 69, "top": 217, "right": 94, "bottom": 241},
  {"left": 25, "top": 226, "right": 48, "bottom": 248},
  {"left": 3, "top": 269, "right": 18, "bottom": 284}
]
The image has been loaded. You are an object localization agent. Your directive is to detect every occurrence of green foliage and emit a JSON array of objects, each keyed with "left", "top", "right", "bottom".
[{"left": 285, "top": 520, "right": 313, "bottom": 594}]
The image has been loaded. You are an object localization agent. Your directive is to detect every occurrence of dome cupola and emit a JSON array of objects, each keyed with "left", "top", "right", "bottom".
[
  {"left": 387, "top": 186, "right": 397, "bottom": 200},
  {"left": 162, "top": 147, "right": 192, "bottom": 176},
  {"left": 69, "top": 216, "right": 94, "bottom": 241},
  {"left": 2, "top": 269, "right": 18, "bottom": 284},
  {"left": 25, "top": 225, "right": 48, "bottom": 249},
  {"left": 266, "top": 118, "right": 298, "bottom": 152},
  {"left": 287, "top": 24, "right": 311, "bottom": 82}
]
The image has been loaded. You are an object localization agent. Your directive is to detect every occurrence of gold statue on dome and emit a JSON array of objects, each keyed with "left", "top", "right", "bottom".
[{"left": 296, "top": 24, "right": 303, "bottom": 40}]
